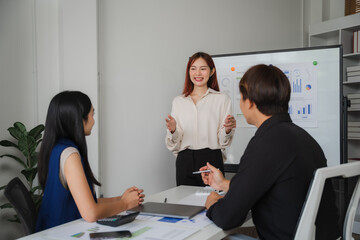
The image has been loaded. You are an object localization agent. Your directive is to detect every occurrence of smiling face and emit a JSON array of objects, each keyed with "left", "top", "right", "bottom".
[{"left": 189, "top": 57, "right": 214, "bottom": 89}]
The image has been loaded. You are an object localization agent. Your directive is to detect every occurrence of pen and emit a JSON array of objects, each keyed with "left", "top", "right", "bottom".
[{"left": 192, "top": 170, "right": 211, "bottom": 174}]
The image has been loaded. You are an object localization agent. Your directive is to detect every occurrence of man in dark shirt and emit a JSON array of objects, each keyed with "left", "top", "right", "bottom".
[{"left": 200, "top": 64, "right": 339, "bottom": 240}]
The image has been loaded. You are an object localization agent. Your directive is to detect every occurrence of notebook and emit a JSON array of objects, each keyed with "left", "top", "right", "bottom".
[{"left": 126, "top": 202, "right": 205, "bottom": 219}]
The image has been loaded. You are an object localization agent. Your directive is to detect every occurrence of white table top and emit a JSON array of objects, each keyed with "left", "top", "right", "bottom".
[
  {"left": 19, "top": 185, "right": 252, "bottom": 240},
  {"left": 144, "top": 185, "right": 237, "bottom": 240}
]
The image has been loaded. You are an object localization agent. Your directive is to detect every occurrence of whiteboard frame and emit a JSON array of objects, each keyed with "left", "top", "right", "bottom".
[{"left": 212, "top": 45, "right": 344, "bottom": 170}]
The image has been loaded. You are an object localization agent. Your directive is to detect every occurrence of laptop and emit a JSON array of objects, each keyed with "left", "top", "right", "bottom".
[{"left": 126, "top": 202, "right": 205, "bottom": 219}]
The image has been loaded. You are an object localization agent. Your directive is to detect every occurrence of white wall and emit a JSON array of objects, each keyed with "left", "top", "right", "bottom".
[
  {"left": 1, "top": 0, "right": 351, "bottom": 238},
  {"left": 302, "top": 0, "right": 345, "bottom": 46},
  {"left": 98, "top": 0, "right": 303, "bottom": 198},
  {"left": 33, "top": 0, "right": 99, "bottom": 174},
  {"left": 322, "top": 0, "right": 345, "bottom": 21},
  {"left": 61, "top": 0, "right": 99, "bottom": 188},
  {"left": 0, "top": 0, "right": 98, "bottom": 238},
  {"left": 0, "top": 1, "right": 37, "bottom": 238}
]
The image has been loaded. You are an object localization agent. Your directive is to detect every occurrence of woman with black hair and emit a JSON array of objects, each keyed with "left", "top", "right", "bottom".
[{"left": 36, "top": 91, "right": 144, "bottom": 231}]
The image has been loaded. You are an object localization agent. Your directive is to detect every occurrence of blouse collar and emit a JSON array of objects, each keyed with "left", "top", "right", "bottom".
[{"left": 184, "top": 88, "right": 220, "bottom": 99}]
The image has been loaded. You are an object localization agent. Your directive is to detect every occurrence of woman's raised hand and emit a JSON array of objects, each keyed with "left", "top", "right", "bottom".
[
  {"left": 165, "top": 115, "right": 176, "bottom": 133},
  {"left": 224, "top": 114, "right": 236, "bottom": 134}
]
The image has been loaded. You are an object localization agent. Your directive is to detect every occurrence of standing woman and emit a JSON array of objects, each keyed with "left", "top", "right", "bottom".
[
  {"left": 36, "top": 91, "right": 144, "bottom": 232},
  {"left": 165, "top": 52, "right": 236, "bottom": 186}
]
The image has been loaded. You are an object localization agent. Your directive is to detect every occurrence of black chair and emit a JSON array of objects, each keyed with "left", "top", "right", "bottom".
[{"left": 4, "top": 177, "right": 37, "bottom": 235}]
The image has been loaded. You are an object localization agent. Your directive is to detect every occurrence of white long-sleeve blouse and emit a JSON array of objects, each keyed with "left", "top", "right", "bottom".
[{"left": 166, "top": 88, "right": 235, "bottom": 158}]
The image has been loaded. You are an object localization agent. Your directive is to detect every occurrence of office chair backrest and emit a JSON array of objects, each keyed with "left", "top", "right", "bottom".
[
  {"left": 4, "top": 177, "right": 37, "bottom": 235},
  {"left": 294, "top": 161, "right": 360, "bottom": 240},
  {"left": 344, "top": 171, "right": 360, "bottom": 239}
]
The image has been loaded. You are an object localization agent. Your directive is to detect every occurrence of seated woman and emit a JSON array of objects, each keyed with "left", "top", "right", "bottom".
[{"left": 36, "top": 91, "right": 144, "bottom": 231}]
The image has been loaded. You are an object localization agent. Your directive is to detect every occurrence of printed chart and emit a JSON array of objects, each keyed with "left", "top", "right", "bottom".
[{"left": 217, "top": 62, "right": 318, "bottom": 128}]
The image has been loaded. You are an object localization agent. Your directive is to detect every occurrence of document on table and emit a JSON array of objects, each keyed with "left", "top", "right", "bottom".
[
  {"left": 176, "top": 186, "right": 223, "bottom": 207},
  {"left": 136, "top": 210, "right": 212, "bottom": 228},
  {"left": 45, "top": 219, "right": 199, "bottom": 240},
  {"left": 177, "top": 192, "right": 208, "bottom": 206}
]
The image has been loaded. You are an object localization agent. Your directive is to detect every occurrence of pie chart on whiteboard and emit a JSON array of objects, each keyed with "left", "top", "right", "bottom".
[{"left": 221, "top": 77, "right": 230, "bottom": 88}]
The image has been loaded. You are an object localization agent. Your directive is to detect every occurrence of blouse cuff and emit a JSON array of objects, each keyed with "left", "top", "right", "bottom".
[
  {"left": 167, "top": 128, "right": 180, "bottom": 142},
  {"left": 225, "top": 128, "right": 235, "bottom": 137}
]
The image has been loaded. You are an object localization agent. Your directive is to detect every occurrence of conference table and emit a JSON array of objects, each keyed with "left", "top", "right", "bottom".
[{"left": 19, "top": 185, "right": 252, "bottom": 240}]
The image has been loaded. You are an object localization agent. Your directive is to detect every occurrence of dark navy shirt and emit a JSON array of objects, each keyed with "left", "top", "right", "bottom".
[{"left": 36, "top": 138, "right": 96, "bottom": 232}]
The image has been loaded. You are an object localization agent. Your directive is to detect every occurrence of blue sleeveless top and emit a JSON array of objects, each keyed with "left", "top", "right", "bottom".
[{"left": 36, "top": 138, "right": 97, "bottom": 232}]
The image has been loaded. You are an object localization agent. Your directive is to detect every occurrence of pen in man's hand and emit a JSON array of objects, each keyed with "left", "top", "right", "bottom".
[{"left": 192, "top": 170, "right": 211, "bottom": 174}]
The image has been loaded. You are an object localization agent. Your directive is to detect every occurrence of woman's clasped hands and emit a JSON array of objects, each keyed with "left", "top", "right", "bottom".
[{"left": 121, "top": 186, "right": 145, "bottom": 209}]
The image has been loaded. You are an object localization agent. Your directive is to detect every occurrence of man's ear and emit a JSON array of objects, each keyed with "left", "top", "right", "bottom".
[{"left": 248, "top": 99, "right": 255, "bottom": 109}]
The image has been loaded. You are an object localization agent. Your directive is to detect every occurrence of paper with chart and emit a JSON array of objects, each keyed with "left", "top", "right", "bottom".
[
  {"left": 217, "top": 62, "right": 318, "bottom": 128},
  {"left": 136, "top": 210, "right": 212, "bottom": 229}
]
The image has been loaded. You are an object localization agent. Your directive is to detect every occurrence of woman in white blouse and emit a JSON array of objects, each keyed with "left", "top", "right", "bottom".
[{"left": 165, "top": 52, "right": 236, "bottom": 186}]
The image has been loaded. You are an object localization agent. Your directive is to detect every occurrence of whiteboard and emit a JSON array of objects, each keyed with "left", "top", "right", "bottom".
[{"left": 213, "top": 46, "right": 343, "bottom": 167}]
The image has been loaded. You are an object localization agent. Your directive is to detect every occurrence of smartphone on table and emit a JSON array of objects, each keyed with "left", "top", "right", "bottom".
[{"left": 89, "top": 230, "right": 132, "bottom": 239}]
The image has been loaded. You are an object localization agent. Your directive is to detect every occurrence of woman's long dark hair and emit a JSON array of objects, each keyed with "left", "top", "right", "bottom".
[{"left": 38, "top": 91, "right": 101, "bottom": 189}]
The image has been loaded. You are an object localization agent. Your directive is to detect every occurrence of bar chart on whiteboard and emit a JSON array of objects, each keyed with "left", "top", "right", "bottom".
[
  {"left": 280, "top": 63, "right": 318, "bottom": 128},
  {"left": 217, "top": 62, "right": 318, "bottom": 128},
  {"left": 213, "top": 46, "right": 341, "bottom": 166}
]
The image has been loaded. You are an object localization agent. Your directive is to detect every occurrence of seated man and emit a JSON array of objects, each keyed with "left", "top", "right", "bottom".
[{"left": 201, "top": 64, "right": 339, "bottom": 240}]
